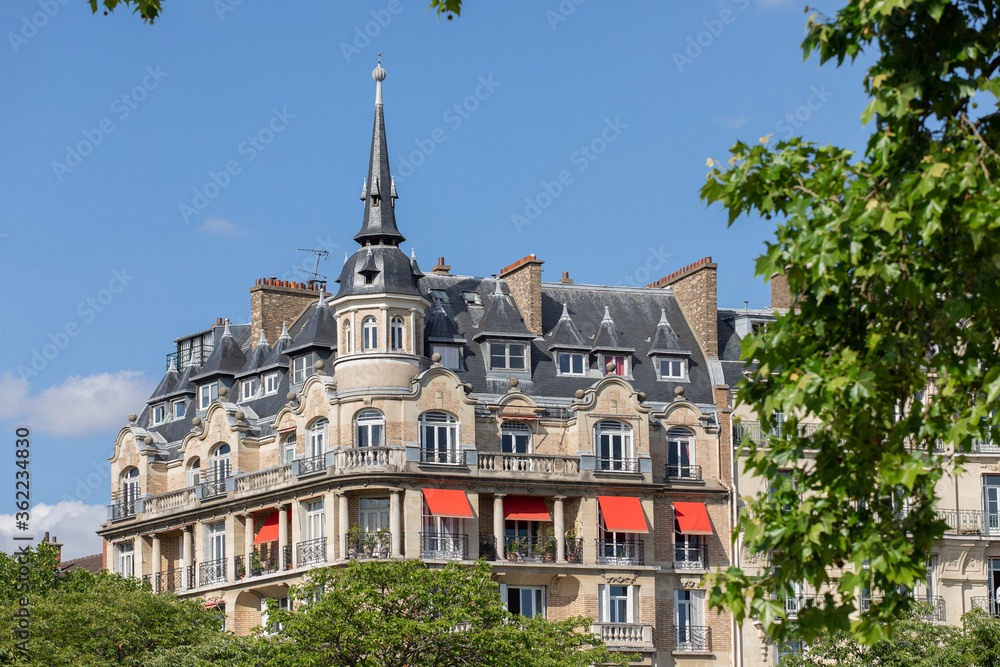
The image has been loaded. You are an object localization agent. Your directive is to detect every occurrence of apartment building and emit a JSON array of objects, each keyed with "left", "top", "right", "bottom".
[
  {"left": 724, "top": 280, "right": 1000, "bottom": 666},
  {"left": 97, "top": 61, "right": 737, "bottom": 666}
]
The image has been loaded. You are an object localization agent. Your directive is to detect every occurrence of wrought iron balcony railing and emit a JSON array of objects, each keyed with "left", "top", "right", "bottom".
[
  {"left": 597, "top": 457, "right": 640, "bottom": 473},
  {"left": 667, "top": 464, "right": 702, "bottom": 480},
  {"left": 200, "top": 471, "right": 230, "bottom": 499},
  {"left": 597, "top": 539, "right": 644, "bottom": 566},
  {"left": 477, "top": 535, "right": 499, "bottom": 560},
  {"left": 565, "top": 537, "right": 584, "bottom": 563},
  {"left": 674, "top": 544, "right": 707, "bottom": 570},
  {"left": 420, "top": 532, "right": 468, "bottom": 560},
  {"left": 199, "top": 558, "right": 227, "bottom": 586},
  {"left": 297, "top": 453, "right": 326, "bottom": 476},
  {"left": 108, "top": 495, "right": 137, "bottom": 520},
  {"left": 675, "top": 625, "right": 711, "bottom": 652},
  {"left": 420, "top": 448, "right": 464, "bottom": 465},
  {"left": 972, "top": 596, "right": 1000, "bottom": 617},
  {"left": 143, "top": 566, "right": 193, "bottom": 593},
  {"left": 938, "top": 508, "right": 1000, "bottom": 536},
  {"left": 504, "top": 536, "right": 557, "bottom": 563},
  {"left": 346, "top": 531, "right": 391, "bottom": 560},
  {"left": 296, "top": 537, "right": 327, "bottom": 566}
]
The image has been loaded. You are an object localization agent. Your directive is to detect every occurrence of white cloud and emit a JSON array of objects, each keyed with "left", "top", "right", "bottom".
[
  {"left": 0, "top": 371, "right": 153, "bottom": 436},
  {"left": 716, "top": 116, "right": 749, "bottom": 130},
  {"left": 199, "top": 216, "right": 249, "bottom": 236},
  {"left": 0, "top": 501, "right": 106, "bottom": 561}
]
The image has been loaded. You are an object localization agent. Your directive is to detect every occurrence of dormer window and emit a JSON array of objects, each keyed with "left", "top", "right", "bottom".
[
  {"left": 172, "top": 399, "right": 186, "bottom": 420},
  {"left": 151, "top": 403, "right": 166, "bottom": 425},
  {"left": 371, "top": 194, "right": 380, "bottom": 207},
  {"left": 462, "top": 291, "right": 482, "bottom": 306},
  {"left": 292, "top": 354, "right": 316, "bottom": 384},
  {"left": 658, "top": 357, "right": 686, "bottom": 380},
  {"left": 558, "top": 352, "right": 585, "bottom": 375},
  {"left": 199, "top": 381, "right": 219, "bottom": 410},
  {"left": 240, "top": 377, "right": 258, "bottom": 402},
  {"left": 602, "top": 354, "right": 629, "bottom": 376},
  {"left": 431, "top": 344, "right": 461, "bottom": 370},
  {"left": 264, "top": 373, "right": 279, "bottom": 395},
  {"left": 430, "top": 289, "right": 449, "bottom": 304},
  {"left": 490, "top": 342, "right": 526, "bottom": 370}
]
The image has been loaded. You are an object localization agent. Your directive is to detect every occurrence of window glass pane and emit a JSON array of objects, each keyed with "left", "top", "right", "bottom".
[
  {"left": 559, "top": 354, "right": 571, "bottom": 373},
  {"left": 490, "top": 345, "right": 506, "bottom": 369},
  {"left": 509, "top": 344, "right": 525, "bottom": 369}
]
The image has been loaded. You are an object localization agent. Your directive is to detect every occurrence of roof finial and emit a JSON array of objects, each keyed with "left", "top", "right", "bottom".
[
  {"left": 317, "top": 289, "right": 327, "bottom": 308},
  {"left": 258, "top": 328, "right": 268, "bottom": 346},
  {"left": 167, "top": 355, "right": 177, "bottom": 372},
  {"left": 410, "top": 248, "right": 416, "bottom": 260},
  {"left": 222, "top": 319, "right": 233, "bottom": 338},
  {"left": 279, "top": 322, "right": 291, "bottom": 340},
  {"left": 493, "top": 280, "right": 504, "bottom": 296},
  {"left": 373, "top": 56, "right": 386, "bottom": 106},
  {"left": 560, "top": 303, "right": 570, "bottom": 319},
  {"left": 601, "top": 306, "right": 613, "bottom": 323},
  {"left": 658, "top": 308, "right": 669, "bottom": 325}
]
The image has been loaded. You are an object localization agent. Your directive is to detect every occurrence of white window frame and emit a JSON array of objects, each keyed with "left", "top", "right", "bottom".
[
  {"left": 361, "top": 497, "right": 391, "bottom": 534},
  {"left": 602, "top": 354, "right": 629, "bottom": 376},
  {"left": 667, "top": 427, "right": 696, "bottom": 478},
  {"left": 240, "top": 377, "right": 258, "bottom": 402},
  {"left": 151, "top": 403, "right": 166, "bottom": 424},
  {"left": 501, "top": 584, "right": 546, "bottom": 619},
  {"left": 558, "top": 351, "right": 585, "bottom": 375},
  {"left": 206, "top": 521, "right": 226, "bottom": 561},
  {"left": 362, "top": 316, "right": 378, "bottom": 351},
  {"left": 261, "top": 596, "right": 289, "bottom": 634},
  {"left": 209, "top": 444, "right": 231, "bottom": 480},
  {"left": 674, "top": 590, "right": 706, "bottom": 643},
  {"left": 490, "top": 342, "right": 526, "bottom": 370},
  {"left": 501, "top": 422, "right": 532, "bottom": 454},
  {"left": 292, "top": 356, "right": 310, "bottom": 384},
  {"left": 431, "top": 345, "right": 461, "bottom": 370},
  {"left": 116, "top": 541, "right": 134, "bottom": 578},
  {"left": 462, "top": 291, "right": 482, "bottom": 305},
  {"left": 172, "top": 399, "right": 186, "bottom": 420},
  {"left": 304, "top": 499, "right": 324, "bottom": 540},
  {"left": 343, "top": 320, "right": 353, "bottom": 353},
  {"left": 120, "top": 467, "right": 140, "bottom": 508},
  {"left": 308, "top": 420, "right": 327, "bottom": 459},
  {"left": 657, "top": 356, "right": 686, "bottom": 380},
  {"left": 186, "top": 458, "right": 201, "bottom": 487},
  {"left": 390, "top": 316, "right": 404, "bottom": 351},
  {"left": 199, "top": 381, "right": 219, "bottom": 410},
  {"left": 263, "top": 372, "right": 279, "bottom": 395},
  {"left": 594, "top": 420, "right": 634, "bottom": 471},
  {"left": 420, "top": 411, "right": 460, "bottom": 464},
  {"left": 282, "top": 434, "right": 297, "bottom": 465},
  {"left": 355, "top": 409, "right": 385, "bottom": 448},
  {"left": 599, "top": 584, "right": 635, "bottom": 623}
]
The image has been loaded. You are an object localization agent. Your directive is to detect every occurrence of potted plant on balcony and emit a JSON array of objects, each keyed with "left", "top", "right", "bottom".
[
  {"left": 375, "top": 526, "right": 391, "bottom": 558},
  {"left": 565, "top": 525, "right": 581, "bottom": 563},
  {"left": 479, "top": 538, "right": 495, "bottom": 560},
  {"left": 249, "top": 551, "right": 263, "bottom": 577},
  {"left": 346, "top": 524, "right": 362, "bottom": 560},
  {"left": 541, "top": 526, "right": 557, "bottom": 563},
  {"left": 505, "top": 536, "right": 524, "bottom": 562}
]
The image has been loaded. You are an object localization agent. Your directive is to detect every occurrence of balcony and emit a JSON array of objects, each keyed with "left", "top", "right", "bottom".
[
  {"left": 667, "top": 464, "right": 702, "bottom": 481},
  {"left": 735, "top": 421, "right": 821, "bottom": 445},
  {"left": 346, "top": 531, "right": 391, "bottom": 560},
  {"left": 478, "top": 453, "right": 581, "bottom": 477},
  {"left": 420, "top": 448, "right": 464, "bottom": 465},
  {"left": 939, "top": 508, "right": 1000, "bottom": 536},
  {"left": 973, "top": 439, "right": 1000, "bottom": 453},
  {"left": 972, "top": 596, "right": 1000, "bottom": 617},
  {"left": 594, "top": 623, "right": 654, "bottom": 651},
  {"left": 597, "top": 457, "right": 640, "bottom": 473},
  {"left": 674, "top": 544, "right": 707, "bottom": 570},
  {"left": 297, "top": 453, "right": 326, "bottom": 476},
  {"left": 335, "top": 446, "right": 405, "bottom": 474},
  {"left": 861, "top": 596, "right": 945, "bottom": 621},
  {"left": 201, "top": 475, "right": 230, "bottom": 500},
  {"left": 420, "top": 532, "right": 468, "bottom": 560},
  {"left": 108, "top": 492, "right": 136, "bottom": 521},
  {"left": 597, "top": 539, "right": 643, "bottom": 566},
  {"left": 675, "top": 626, "right": 711, "bottom": 652},
  {"left": 199, "top": 558, "right": 227, "bottom": 586},
  {"left": 565, "top": 538, "right": 584, "bottom": 563},
  {"left": 779, "top": 594, "right": 823, "bottom": 616},
  {"left": 296, "top": 537, "right": 327, "bottom": 566},
  {"left": 142, "top": 566, "right": 193, "bottom": 593},
  {"left": 144, "top": 487, "right": 196, "bottom": 517},
  {"left": 503, "top": 536, "right": 556, "bottom": 563},
  {"left": 235, "top": 464, "right": 292, "bottom": 495},
  {"left": 235, "top": 541, "right": 291, "bottom": 578}
]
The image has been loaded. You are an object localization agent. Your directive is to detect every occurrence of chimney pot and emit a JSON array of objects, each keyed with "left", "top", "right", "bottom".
[
  {"left": 216, "top": 317, "right": 223, "bottom": 326},
  {"left": 438, "top": 257, "right": 445, "bottom": 265}
]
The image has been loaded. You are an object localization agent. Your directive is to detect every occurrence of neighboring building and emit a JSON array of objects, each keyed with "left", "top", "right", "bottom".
[
  {"left": 98, "top": 61, "right": 737, "bottom": 665},
  {"left": 725, "top": 277, "right": 1000, "bottom": 666}
]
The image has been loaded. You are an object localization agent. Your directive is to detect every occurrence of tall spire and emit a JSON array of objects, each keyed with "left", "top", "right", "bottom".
[{"left": 354, "top": 56, "right": 405, "bottom": 247}]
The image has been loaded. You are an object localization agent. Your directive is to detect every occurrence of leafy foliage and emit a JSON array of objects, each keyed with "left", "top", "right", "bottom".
[
  {"left": 264, "top": 558, "right": 633, "bottom": 667},
  {"left": 780, "top": 607, "right": 1000, "bottom": 667},
  {"left": 702, "top": 0, "right": 1000, "bottom": 644},
  {"left": 88, "top": 0, "right": 162, "bottom": 23}
]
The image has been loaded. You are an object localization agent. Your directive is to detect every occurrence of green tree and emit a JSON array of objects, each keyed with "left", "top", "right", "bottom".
[
  {"left": 265, "top": 558, "right": 633, "bottom": 667},
  {"left": 702, "top": 0, "right": 1000, "bottom": 645},
  {"left": 89, "top": 0, "right": 462, "bottom": 23}
]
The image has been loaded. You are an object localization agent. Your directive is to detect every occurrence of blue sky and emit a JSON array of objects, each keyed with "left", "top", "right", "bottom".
[{"left": 0, "top": 0, "right": 873, "bottom": 558}]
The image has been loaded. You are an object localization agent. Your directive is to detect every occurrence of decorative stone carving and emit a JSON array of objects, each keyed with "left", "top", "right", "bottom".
[{"left": 601, "top": 571, "right": 638, "bottom": 585}]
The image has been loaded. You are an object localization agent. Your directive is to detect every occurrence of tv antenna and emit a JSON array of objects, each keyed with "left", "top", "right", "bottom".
[{"left": 297, "top": 248, "right": 330, "bottom": 289}]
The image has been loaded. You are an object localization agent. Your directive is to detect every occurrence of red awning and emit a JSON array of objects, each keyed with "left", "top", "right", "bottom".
[
  {"left": 423, "top": 489, "right": 474, "bottom": 518},
  {"left": 597, "top": 496, "right": 649, "bottom": 534},
  {"left": 503, "top": 495, "right": 551, "bottom": 521},
  {"left": 252, "top": 509, "right": 288, "bottom": 545},
  {"left": 674, "top": 502, "right": 713, "bottom": 535},
  {"left": 202, "top": 601, "right": 223, "bottom": 609}
]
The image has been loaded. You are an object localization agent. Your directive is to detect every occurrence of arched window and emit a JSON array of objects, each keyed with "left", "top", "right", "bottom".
[
  {"left": 186, "top": 457, "right": 201, "bottom": 487},
  {"left": 666, "top": 427, "right": 698, "bottom": 479},
  {"left": 594, "top": 420, "right": 634, "bottom": 472},
  {"left": 420, "top": 411, "right": 460, "bottom": 464},
  {"left": 390, "top": 316, "right": 404, "bottom": 351},
  {"left": 308, "top": 419, "right": 327, "bottom": 459},
  {"left": 355, "top": 409, "right": 385, "bottom": 448},
  {"left": 362, "top": 317, "right": 378, "bottom": 350},
  {"left": 343, "top": 320, "right": 353, "bottom": 354},
  {"left": 282, "top": 434, "right": 297, "bottom": 465},
  {"left": 119, "top": 467, "right": 139, "bottom": 517},
  {"left": 501, "top": 422, "right": 531, "bottom": 454},
  {"left": 209, "top": 443, "right": 231, "bottom": 481}
]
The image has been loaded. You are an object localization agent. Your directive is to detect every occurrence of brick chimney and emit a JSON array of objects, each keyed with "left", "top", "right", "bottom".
[
  {"left": 770, "top": 273, "right": 794, "bottom": 310},
  {"left": 249, "top": 278, "right": 322, "bottom": 344},
  {"left": 42, "top": 531, "right": 63, "bottom": 562},
  {"left": 647, "top": 257, "right": 718, "bottom": 358},
  {"left": 500, "top": 254, "right": 544, "bottom": 335},
  {"left": 432, "top": 257, "right": 451, "bottom": 276}
]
